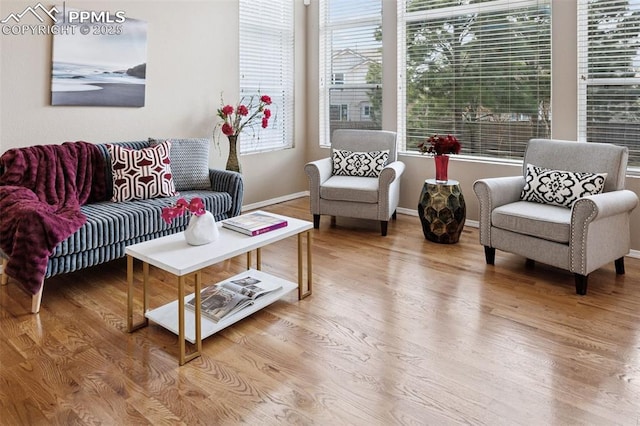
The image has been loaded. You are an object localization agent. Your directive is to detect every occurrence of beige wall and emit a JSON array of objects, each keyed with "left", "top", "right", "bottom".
[
  {"left": 0, "top": 0, "right": 308, "bottom": 206},
  {"left": 2, "top": 0, "right": 640, "bottom": 250}
]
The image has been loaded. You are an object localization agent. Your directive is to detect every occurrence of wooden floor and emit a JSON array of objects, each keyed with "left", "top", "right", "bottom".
[{"left": 1, "top": 196, "right": 640, "bottom": 425}]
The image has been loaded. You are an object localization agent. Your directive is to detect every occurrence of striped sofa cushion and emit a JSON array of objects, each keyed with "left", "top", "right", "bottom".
[{"left": 51, "top": 190, "right": 231, "bottom": 258}]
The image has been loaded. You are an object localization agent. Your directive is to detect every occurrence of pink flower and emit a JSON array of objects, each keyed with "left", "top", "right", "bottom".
[
  {"left": 262, "top": 117, "right": 269, "bottom": 128},
  {"left": 260, "top": 95, "right": 272, "bottom": 105},
  {"left": 188, "top": 197, "right": 206, "bottom": 216},
  {"left": 263, "top": 108, "right": 271, "bottom": 119},
  {"left": 161, "top": 197, "right": 206, "bottom": 224}
]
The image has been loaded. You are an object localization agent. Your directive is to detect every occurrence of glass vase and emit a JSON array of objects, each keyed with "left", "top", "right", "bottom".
[{"left": 434, "top": 155, "right": 449, "bottom": 183}]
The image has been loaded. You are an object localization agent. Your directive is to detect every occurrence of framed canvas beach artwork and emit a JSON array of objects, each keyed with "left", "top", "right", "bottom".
[{"left": 51, "top": 11, "right": 147, "bottom": 107}]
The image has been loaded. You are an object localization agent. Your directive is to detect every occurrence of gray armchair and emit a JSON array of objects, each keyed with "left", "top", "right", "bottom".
[
  {"left": 304, "top": 130, "right": 405, "bottom": 236},
  {"left": 473, "top": 138, "right": 638, "bottom": 295}
]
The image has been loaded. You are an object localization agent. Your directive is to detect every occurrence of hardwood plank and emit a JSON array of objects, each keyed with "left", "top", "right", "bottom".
[{"left": 1, "top": 196, "right": 639, "bottom": 424}]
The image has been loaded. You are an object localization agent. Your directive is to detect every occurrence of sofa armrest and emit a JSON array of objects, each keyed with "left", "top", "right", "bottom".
[
  {"left": 304, "top": 158, "right": 333, "bottom": 215},
  {"left": 570, "top": 189, "right": 639, "bottom": 274},
  {"left": 209, "top": 168, "right": 244, "bottom": 217},
  {"left": 473, "top": 176, "right": 525, "bottom": 246}
]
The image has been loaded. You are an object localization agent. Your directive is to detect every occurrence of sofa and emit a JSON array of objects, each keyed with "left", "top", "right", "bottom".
[{"left": 0, "top": 138, "right": 243, "bottom": 313}]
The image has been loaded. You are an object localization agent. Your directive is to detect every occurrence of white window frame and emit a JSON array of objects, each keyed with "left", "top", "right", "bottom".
[
  {"left": 319, "top": 0, "right": 383, "bottom": 148},
  {"left": 239, "top": 0, "right": 294, "bottom": 154},
  {"left": 397, "top": 0, "right": 551, "bottom": 158},
  {"left": 577, "top": 0, "right": 640, "bottom": 169}
]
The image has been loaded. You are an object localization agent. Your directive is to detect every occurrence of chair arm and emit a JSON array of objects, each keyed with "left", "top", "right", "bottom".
[
  {"left": 304, "top": 158, "right": 333, "bottom": 215},
  {"left": 304, "top": 157, "right": 333, "bottom": 186},
  {"left": 573, "top": 190, "right": 639, "bottom": 221},
  {"left": 570, "top": 190, "right": 639, "bottom": 274},
  {"left": 209, "top": 168, "right": 244, "bottom": 217},
  {"left": 379, "top": 161, "right": 405, "bottom": 186},
  {"left": 377, "top": 161, "right": 405, "bottom": 220},
  {"left": 472, "top": 176, "right": 525, "bottom": 246}
]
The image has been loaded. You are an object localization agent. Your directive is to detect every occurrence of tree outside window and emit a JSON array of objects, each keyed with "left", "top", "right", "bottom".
[{"left": 400, "top": 0, "right": 551, "bottom": 159}]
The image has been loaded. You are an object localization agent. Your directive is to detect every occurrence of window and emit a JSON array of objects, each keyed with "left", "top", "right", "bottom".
[
  {"left": 319, "top": 0, "right": 382, "bottom": 147},
  {"left": 578, "top": 0, "right": 640, "bottom": 167},
  {"left": 362, "top": 104, "right": 372, "bottom": 119},
  {"left": 398, "top": 0, "right": 551, "bottom": 159},
  {"left": 330, "top": 104, "right": 349, "bottom": 121},
  {"left": 332, "top": 73, "right": 345, "bottom": 85},
  {"left": 239, "top": 0, "right": 294, "bottom": 153}
]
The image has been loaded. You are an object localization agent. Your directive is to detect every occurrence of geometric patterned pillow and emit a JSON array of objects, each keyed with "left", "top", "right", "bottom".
[
  {"left": 331, "top": 149, "right": 389, "bottom": 177},
  {"left": 520, "top": 163, "right": 607, "bottom": 208},
  {"left": 148, "top": 138, "right": 211, "bottom": 191},
  {"left": 107, "top": 141, "right": 177, "bottom": 202}
]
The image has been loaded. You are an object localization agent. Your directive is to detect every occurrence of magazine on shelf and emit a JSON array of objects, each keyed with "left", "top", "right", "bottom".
[
  {"left": 186, "top": 275, "right": 282, "bottom": 322},
  {"left": 222, "top": 211, "right": 288, "bottom": 236}
]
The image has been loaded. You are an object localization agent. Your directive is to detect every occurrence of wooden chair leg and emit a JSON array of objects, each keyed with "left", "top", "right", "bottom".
[
  {"left": 31, "top": 284, "right": 44, "bottom": 313},
  {"left": 1, "top": 258, "right": 8, "bottom": 285},
  {"left": 615, "top": 257, "right": 625, "bottom": 275},
  {"left": 313, "top": 214, "right": 320, "bottom": 229},
  {"left": 574, "top": 274, "right": 588, "bottom": 296}
]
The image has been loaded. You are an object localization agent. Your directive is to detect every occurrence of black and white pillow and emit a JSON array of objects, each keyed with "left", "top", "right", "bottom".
[
  {"left": 332, "top": 149, "right": 389, "bottom": 177},
  {"left": 520, "top": 163, "right": 607, "bottom": 208}
]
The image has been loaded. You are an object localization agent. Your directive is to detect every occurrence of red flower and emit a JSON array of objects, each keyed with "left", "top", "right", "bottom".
[
  {"left": 221, "top": 122, "right": 234, "bottom": 136},
  {"left": 260, "top": 95, "right": 272, "bottom": 105},
  {"left": 221, "top": 105, "right": 234, "bottom": 116},
  {"left": 216, "top": 93, "right": 274, "bottom": 137},
  {"left": 161, "top": 197, "right": 206, "bottom": 224},
  {"left": 418, "top": 134, "right": 462, "bottom": 156}
]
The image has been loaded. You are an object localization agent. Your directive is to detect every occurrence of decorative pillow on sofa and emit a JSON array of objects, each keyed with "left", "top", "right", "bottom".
[
  {"left": 149, "top": 138, "right": 211, "bottom": 191},
  {"left": 332, "top": 149, "right": 389, "bottom": 178},
  {"left": 520, "top": 163, "right": 607, "bottom": 208},
  {"left": 107, "top": 141, "right": 177, "bottom": 202}
]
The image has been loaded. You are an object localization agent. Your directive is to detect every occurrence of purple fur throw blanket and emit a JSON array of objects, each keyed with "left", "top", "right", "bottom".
[{"left": 0, "top": 142, "right": 106, "bottom": 295}]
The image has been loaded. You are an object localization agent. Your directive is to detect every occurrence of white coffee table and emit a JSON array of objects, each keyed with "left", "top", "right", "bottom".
[{"left": 126, "top": 211, "right": 313, "bottom": 365}]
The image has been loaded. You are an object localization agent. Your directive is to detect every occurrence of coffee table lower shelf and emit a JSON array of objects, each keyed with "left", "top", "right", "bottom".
[{"left": 144, "top": 269, "right": 297, "bottom": 344}]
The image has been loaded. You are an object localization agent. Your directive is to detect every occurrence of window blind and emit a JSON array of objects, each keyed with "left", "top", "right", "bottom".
[
  {"left": 319, "top": 0, "right": 382, "bottom": 147},
  {"left": 577, "top": 0, "right": 640, "bottom": 167},
  {"left": 239, "top": 0, "right": 294, "bottom": 153},
  {"left": 398, "top": 0, "right": 551, "bottom": 159}
]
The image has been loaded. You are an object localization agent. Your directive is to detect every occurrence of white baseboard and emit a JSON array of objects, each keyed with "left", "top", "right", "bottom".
[
  {"left": 242, "top": 191, "right": 309, "bottom": 212},
  {"left": 397, "top": 207, "right": 479, "bottom": 228}
]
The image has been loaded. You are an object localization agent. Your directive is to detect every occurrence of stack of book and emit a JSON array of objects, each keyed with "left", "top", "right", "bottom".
[{"left": 222, "top": 211, "right": 288, "bottom": 236}]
